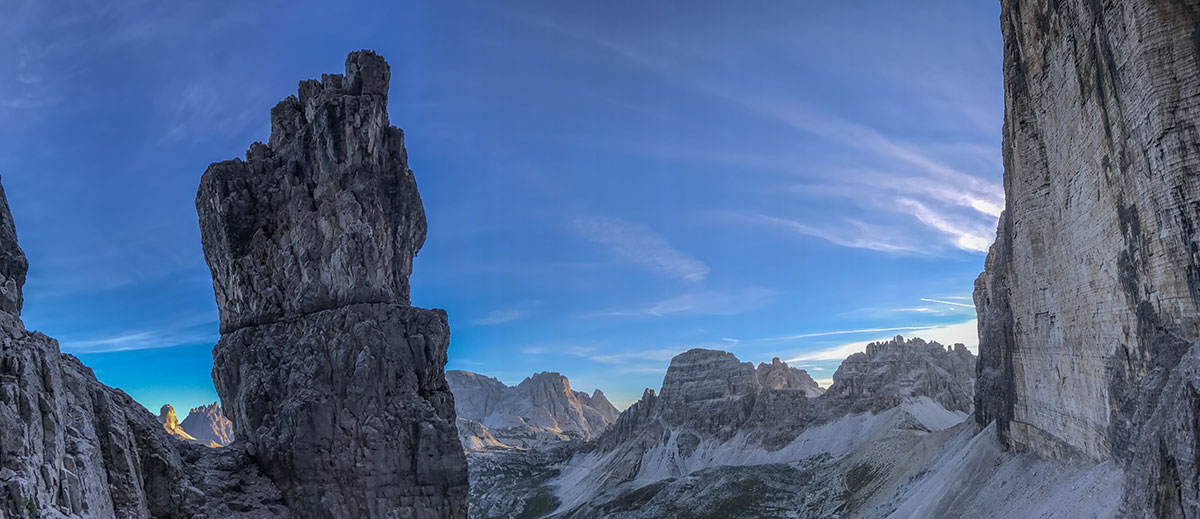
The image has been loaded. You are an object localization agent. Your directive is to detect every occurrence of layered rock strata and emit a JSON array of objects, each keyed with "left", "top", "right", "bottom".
[
  {"left": 198, "top": 50, "right": 467, "bottom": 518},
  {"left": 0, "top": 177, "right": 286, "bottom": 518},
  {"left": 976, "top": 0, "right": 1200, "bottom": 514},
  {"left": 448, "top": 370, "right": 620, "bottom": 450}
]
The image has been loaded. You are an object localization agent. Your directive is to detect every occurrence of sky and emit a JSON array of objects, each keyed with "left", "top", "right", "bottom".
[{"left": 0, "top": 1, "right": 1003, "bottom": 416}]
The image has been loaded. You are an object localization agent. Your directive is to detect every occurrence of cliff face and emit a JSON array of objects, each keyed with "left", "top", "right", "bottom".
[
  {"left": 0, "top": 178, "right": 287, "bottom": 518},
  {"left": 198, "top": 50, "right": 467, "bottom": 518},
  {"left": 448, "top": 371, "right": 620, "bottom": 450},
  {"left": 978, "top": 0, "right": 1200, "bottom": 514}
]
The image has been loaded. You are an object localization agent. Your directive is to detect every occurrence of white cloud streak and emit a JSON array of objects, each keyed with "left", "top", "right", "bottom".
[
  {"left": 572, "top": 217, "right": 710, "bottom": 282},
  {"left": 920, "top": 298, "right": 975, "bottom": 309},
  {"left": 580, "top": 287, "right": 773, "bottom": 319},
  {"left": 785, "top": 319, "right": 978, "bottom": 363},
  {"left": 470, "top": 308, "right": 528, "bottom": 326}
]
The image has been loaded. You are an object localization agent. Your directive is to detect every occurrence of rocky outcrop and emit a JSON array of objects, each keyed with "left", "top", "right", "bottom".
[
  {"left": 0, "top": 182, "right": 24, "bottom": 316},
  {"left": 540, "top": 343, "right": 975, "bottom": 517},
  {"left": 976, "top": 0, "right": 1200, "bottom": 514},
  {"left": 757, "top": 357, "right": 824, "bottom": 395},
  {"left": 826, "top": 336, "right": 975, "bottom": 414},
  {"left": 159, "top": 403, "right": 201, "bottom": 442},
  {"left": 179, "top": 402, "right": 235, "bottom": 447},
  {"left": 0, "top": 177, "right": 286, "bottom": 518},
  {"left": 199, "top": 50, "right": 467, "bottom": 518},
  {"left": 448, "top": 371, "right": 620, "bottom": 450}
]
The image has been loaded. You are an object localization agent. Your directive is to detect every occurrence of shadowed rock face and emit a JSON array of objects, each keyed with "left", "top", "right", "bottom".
[
  {"left": 0, "top": 182, "right": 25, "bottom": 315},
  {"left": 979, "top": 0, "right": 1200, "bottom": 514},
  {"left": 0, "top": 176, "right": 287, "bottom": 518},
  {"left": 197, "top": 51, "right": 426, "bottom": 335},
  {"left": 199, "top": 50, "right": 467, "bottom": 518}
]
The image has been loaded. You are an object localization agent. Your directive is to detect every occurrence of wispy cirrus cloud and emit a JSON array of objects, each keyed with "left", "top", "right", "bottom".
[
  {"left": 580, "top": 287, "right": 773, "bottom": 319},
  {"left": 735, "top": 214, "right": 923, "bottom": 254},
  {"left": 784, "top": 319, "right": 979, "bottom": 363},
  {"left": 470, "top": 307, "right": 528, "bottom": 326},
  {"left": 520, "top": 13, "right": 1002, "bottom": 258},
  {"left": 920, "top": 298, "right": 975, "bottom": 309},
  {"left": 766, "top": 325, "right": 943, "bottom": 342},
  {"left": 572, "top": 217, "right": 710, "bottom": 282},
  {"left": 58, "top": 321, "right": 218, "bottom": 354}
]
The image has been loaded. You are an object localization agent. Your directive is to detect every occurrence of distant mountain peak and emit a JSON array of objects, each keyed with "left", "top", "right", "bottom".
[{"left": 447, "top": 370, "right": 620, "bottom": 451}]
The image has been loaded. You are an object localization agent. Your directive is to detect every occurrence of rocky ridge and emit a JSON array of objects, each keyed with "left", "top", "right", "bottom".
[
  {"left": 468, "top": 337, "right": 975, "bottom": 518},
  {"left": 973, "top": 0, "right": 1200, "bottom": 515},
  {"left": 178, "top": 402, "right": 235, "bottom": 448},
  {"left": 199, "top": 50, "right": 467, "bottom": 518},
  {"left": 448, "top": 370, "right": 620, "bottom": 451}
]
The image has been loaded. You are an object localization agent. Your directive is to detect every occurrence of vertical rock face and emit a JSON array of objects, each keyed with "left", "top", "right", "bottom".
[
  {"left": 197, "top": 51, "right": 426, "bottom": 334},
  {"left": 0, "top": 182, "right": 24, "bottom": 316},
  {"left": 199, "top": 50, "right": 467, "bottom": 518},
  {"left": 0, "top": 177, "right": 287, "bottom": 518},
  {"left": 979, "top": 0, "right": 1200, "bottom": 514}
]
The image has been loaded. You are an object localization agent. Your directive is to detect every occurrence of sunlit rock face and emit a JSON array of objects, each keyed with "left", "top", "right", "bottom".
[
  {"left": 978, "top": 0, "right": 1200, "bottom": 513},
  {"left": 0, "top": 178, "right": 287, "bottom": 518},
  {"left": 198, "top": 50, "right": 467, "bottom": 518},
  {"left": 159, "top": 403, "right": 200, "bottom": 442},
  {"left": 448, "top": 371, "right": 621, "bottom": 451},
  {"left": 179, "top": 402, "right": 235, "bottom": 447}
]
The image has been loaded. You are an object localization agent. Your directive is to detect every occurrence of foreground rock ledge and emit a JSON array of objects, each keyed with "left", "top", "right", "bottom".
[{"left": 198, "top": 50, "right": 467, "bottom": 518}]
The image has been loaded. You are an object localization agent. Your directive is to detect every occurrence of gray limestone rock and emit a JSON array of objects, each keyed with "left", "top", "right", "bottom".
[
  {"left": 0, "top": 179, "right": 24, "bottom": 316},
  {"left": 757, "top": 356, "right": 824, "bottom": 396},
  {"left": 179, "top": 402, "right": 235, "bottom": 448},
  {"left": 197, "top": 50, "right": 426, "bottom": 335},
  {"left": 977, "top": 0, "right": 1200, "bottom": 514},
  {"left": 826, "top": 335, "right": 976, "bottom": 415},
  {"left": 199, "top": 50, "right": 467, "bottom": 518},
  {"left": 0, "top": 181, "right": 283, "bottom": 519},
  {"left": 549, "top": 343, "right": 977, "bottom": 517},
  {"left": 448, "top": 370, "right": 621, "bottom": 451}
]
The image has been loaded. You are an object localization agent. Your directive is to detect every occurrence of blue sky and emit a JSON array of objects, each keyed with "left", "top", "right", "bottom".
[{"left": 0, "top": 1, "right": 1002, "bottom": 414}]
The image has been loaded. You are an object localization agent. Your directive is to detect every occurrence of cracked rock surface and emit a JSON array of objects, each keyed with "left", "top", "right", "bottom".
[
  {"left": 199, "top": 50, "right": 467, "bottom": 518},
  {"left": 0, "top": 176, "right": 285, "bottom": 518},
  {"left": 977, "top": 0, "right": 1200, "bottom": 515}
]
